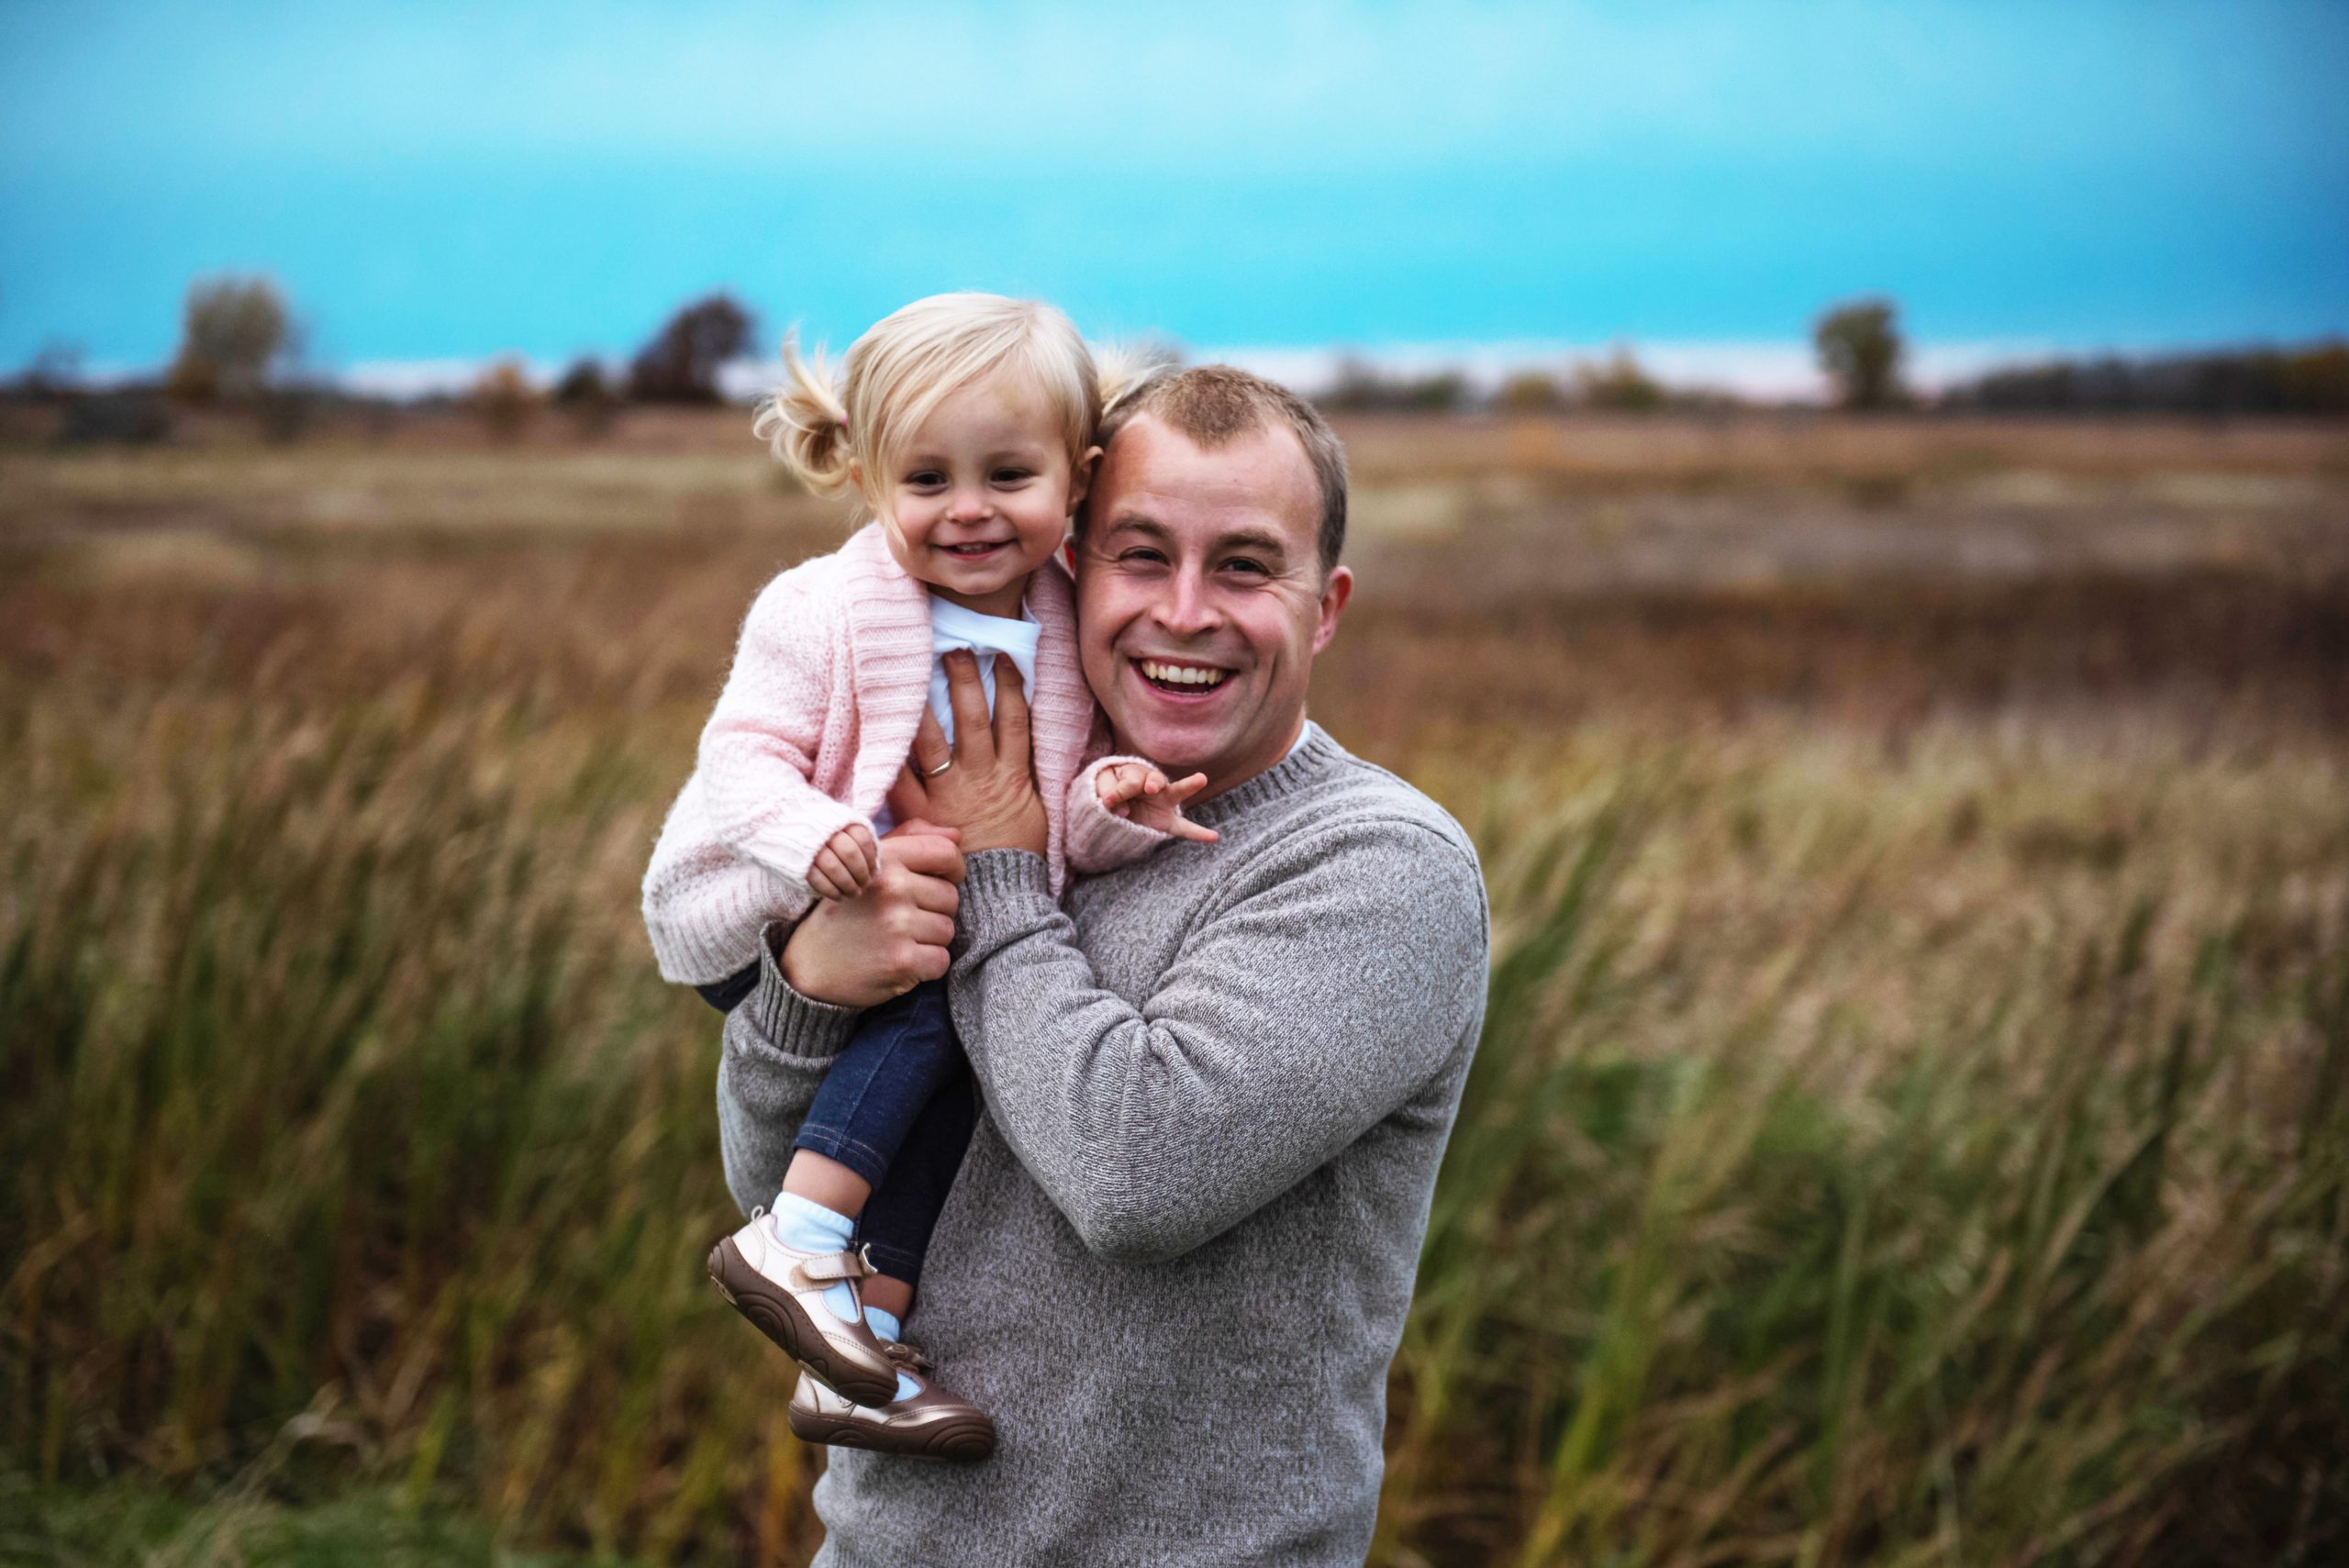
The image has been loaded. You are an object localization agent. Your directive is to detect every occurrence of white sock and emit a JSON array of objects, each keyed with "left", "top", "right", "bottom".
[
  {"left": 766, "top": 1192, "right": 860, "bottom": 1324},
  {"left": 863, "top": 1307, "right": 921, "bottom": 1404}
]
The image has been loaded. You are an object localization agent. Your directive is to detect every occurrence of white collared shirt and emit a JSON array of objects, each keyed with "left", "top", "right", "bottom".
[
  {"left": 924, "top": 595, "right": 1041, "bottom": 742},
  {"left": 874, "top": 594, "right": 1042, "bottom": 836}
]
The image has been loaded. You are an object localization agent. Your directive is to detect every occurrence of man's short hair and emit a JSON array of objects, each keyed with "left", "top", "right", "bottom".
[{"left": 1091, "top": 364, "right": 1349, "bottom": 577}]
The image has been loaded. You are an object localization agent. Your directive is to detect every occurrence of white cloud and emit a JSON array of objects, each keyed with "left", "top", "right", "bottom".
[
  {"left": 341, "top": 357, "right": 566, "bottom": 400},
  {"left": 340, "top": 339, "right": 2059, "bottom": 405},
  {"left": 1195, "top": 339, "right": 2052, "bottom": 401}
]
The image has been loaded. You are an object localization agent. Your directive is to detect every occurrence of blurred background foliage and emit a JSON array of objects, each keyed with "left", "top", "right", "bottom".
[
  {"left": 3, "top": 2, "right": 2345, "bottom": 1560},
  {"left": 3, "top": 403, "right": 2344, "bottom": 1565},
  {"left": 13, "top": 273, "right": 2347, "bottom": 449}
]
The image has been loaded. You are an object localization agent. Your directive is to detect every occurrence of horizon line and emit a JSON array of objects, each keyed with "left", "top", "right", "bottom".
[{"left": 37, "top": 332, "right": 2346, "bottom": 407}]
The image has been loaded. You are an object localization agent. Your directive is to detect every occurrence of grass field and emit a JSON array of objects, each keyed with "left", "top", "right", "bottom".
[{"left": 4, "top": 410, "right": 2345, "bottom": 1565}]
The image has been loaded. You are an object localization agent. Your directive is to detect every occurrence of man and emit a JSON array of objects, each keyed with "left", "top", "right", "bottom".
[{"left": 717, "top": 366, "right": 1489, "bottom": 1565}]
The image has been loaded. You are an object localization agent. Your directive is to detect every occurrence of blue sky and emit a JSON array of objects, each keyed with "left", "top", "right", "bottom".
[{"left": 4, "top": 0, "right": 2344, "bottom": 390}]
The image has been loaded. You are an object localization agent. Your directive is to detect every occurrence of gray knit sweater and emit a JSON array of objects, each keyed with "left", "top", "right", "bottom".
[{"left": 717, "top": 723, "right": 1489, "bottom": 1567}]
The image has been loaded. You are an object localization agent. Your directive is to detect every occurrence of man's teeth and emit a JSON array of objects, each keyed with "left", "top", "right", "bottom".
[{"left": 1141, "top": 660, "right": 1229, "bottom": 688}]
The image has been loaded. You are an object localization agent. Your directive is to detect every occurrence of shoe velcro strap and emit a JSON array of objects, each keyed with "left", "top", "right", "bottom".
[
  {"left": 883, "top": 1340, "right": 934, "bottom": 1373},
  {"left": 794, "top": 1249, "right": 873, "bottom": 1284}
]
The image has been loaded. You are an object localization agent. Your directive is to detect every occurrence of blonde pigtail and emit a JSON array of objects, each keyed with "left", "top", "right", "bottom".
[
  {"left": 1095, "top": 339, "right": 1178, "bottom": 418},
  {"left": 753, "top": 329, "right": 858, "bottom": 495}
]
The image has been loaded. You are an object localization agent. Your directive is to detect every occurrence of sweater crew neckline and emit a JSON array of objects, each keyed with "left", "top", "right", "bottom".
[{"left": 1186, "top": 721, "right": 1343, "bottom": 828}]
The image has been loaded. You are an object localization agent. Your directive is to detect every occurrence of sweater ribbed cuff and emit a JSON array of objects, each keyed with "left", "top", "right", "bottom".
[
  {"left": 958, "top": 850, "right": 1058, "bottom": 949},
  {"left": 740, "top": 919, "right": 862, "bottom": 1062}
]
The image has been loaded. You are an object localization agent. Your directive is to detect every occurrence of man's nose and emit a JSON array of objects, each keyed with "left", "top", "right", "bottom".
[{"left": 1152, "top": 566, "right": 1220, "bottom": 636}]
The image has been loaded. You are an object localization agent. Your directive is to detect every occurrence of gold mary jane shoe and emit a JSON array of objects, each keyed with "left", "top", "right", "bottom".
[
  {"left": 707, "top": 1210, "right": 900, "bottom": 1407},
  {"left": 787, "top": 1341, "right": 997, "bottom": 1462}
]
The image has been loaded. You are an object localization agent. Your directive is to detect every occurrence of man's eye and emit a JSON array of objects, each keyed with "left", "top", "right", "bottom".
[
  {"left": 1119, "top": 548, "right": 1168, "bottom": 566},
  {"left": 1223, "top": 557, "right": 1269, "bottom": 575}
]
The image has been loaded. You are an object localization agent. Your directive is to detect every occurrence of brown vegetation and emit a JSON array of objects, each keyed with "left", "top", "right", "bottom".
[{"left": 3, "top": 411, "right": 2344, "bottom": 1565}]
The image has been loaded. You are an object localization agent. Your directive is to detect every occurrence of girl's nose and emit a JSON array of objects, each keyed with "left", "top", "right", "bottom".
[{"left": 945, "top": 487, "right": 991, "bottom": 522}]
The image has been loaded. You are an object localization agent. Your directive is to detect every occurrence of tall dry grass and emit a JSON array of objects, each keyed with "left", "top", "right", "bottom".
[
  {"left": 4, "top": 427, "right": 2346, "bottom": 1564},
  {"left": 1385, "top": 729, "right": 2346, "bottom": 1566}
]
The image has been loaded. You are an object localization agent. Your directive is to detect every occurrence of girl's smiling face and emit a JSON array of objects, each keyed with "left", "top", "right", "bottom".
[{"left": 863, "top": 371, "right": 1098, "bottom": 619}]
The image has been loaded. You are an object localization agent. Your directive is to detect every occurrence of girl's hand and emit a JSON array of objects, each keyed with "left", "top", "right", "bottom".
[
  {"left": 807, "top": 823, "right": 880, "bottom": 900},
  {"left": 1096, "top": 762, "right": 1220, "bottom": 844},
  {"left": 780, "top": 825, "right": 964, "bottom": 1007}
]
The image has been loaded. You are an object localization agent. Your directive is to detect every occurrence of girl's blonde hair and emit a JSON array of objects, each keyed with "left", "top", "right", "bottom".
[{"left": 756, "top": 293, "right": 1144, "bottom": 507}]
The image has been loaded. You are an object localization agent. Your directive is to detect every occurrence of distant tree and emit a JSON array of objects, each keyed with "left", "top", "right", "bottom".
[
  {"left": 1319, "top": 354, "right": 1470, "bottom": 413},
  {"left": 1495, "top": 371, "right": 1566, "bottom": 414},
  {"left": 473, "top": 357, "right": 540, "bottom": 441},
  {"left": 628, "top": 294, "right": 755, "bottom": 404},
  {"left": 2279, "top": 341, "right": 2349, "bottom": 415},
  {"left": 255, "top": 382, "right": 320, "bottom": 444},
  {"left": 551, "top": 357, "right": 620, "bottom": 436},
  {"left": 17, "top": 340, "right": 85, "bottom": 398},
  {"left": 168, "top": 275, "right": 296, "bottom": 405},
  {"left": 1814, "top": 298, "right": 1906, "bottom": 411},
  {"left": 1319, "top": 355, "right": 1390, "bottom": 412},
  {"left": 58, "top": 389, "right": 173, "bottom": 446},
  {"left": 1404, "top": 372, "right": 1468, "bottom": 411},
  {"left": 1574, "top": 347, "right": 1665, "bottom": 413},
  {"left": 1943, "top": 339, "right": 2349, "bottom": 417}
]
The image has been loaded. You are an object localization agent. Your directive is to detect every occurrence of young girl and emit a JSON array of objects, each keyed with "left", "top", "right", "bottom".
[{"left": 640, "top": 293, "right": 1212, "bottom": 1461}]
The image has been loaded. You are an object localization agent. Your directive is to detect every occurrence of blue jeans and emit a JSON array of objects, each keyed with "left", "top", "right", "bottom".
[{"left": 700, "top": 972, "right": 975, "bottom": 1289}]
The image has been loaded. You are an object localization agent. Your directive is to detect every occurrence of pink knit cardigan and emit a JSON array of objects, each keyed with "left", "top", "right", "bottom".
[{"left": 641, "top": 522, "right": 1163, "bottom": 985}]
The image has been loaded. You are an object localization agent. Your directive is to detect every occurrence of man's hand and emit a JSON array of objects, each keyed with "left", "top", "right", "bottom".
[
  {"left": 886, "top": 651, "right": 1050, "bottom": 857},
  {"left": 777, "top": 824, "right": 965, "bottom": 1008},
  {"left": 1095, "top": 762, "right": 1219, "bottom": 844},
  {"left": 806, "top": 823, "right": 879, "bottom": 900}
]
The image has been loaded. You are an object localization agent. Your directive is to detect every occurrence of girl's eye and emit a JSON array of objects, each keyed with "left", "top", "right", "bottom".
[
  {"left": 992, "top": 468, "right": 1034, "bottom": 484},
  {"left": 905, "top": 471, "right": 946, "bottom": 488}
]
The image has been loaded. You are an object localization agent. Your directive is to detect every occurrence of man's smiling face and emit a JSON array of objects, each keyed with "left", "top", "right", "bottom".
[{"left": 1074, "top": 413, "right": 1352, "bottom": 799}]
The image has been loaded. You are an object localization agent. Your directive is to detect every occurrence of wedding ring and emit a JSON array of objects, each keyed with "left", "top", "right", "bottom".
[{"left": 924, "top": 759, "right": 952, "bottom": 777}]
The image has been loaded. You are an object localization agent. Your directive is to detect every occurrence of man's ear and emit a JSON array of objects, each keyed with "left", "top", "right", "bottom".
[
  {"left": 1312, "top": 565, "right": 1353, "bottom": 654},
  {"left": 1065, "top": 445, "right": 1103, "bottom": 515}
]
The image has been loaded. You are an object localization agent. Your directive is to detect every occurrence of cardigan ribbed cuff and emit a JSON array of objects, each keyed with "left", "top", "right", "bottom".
[
  {"left": 1063, "top": 755, "right": 1176, "bottom": 875},
  {"left": 739, "top": 919, "right": 863, "bottom": 1062}
]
